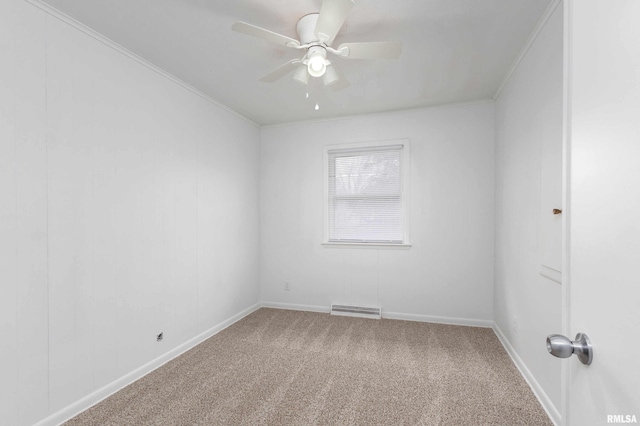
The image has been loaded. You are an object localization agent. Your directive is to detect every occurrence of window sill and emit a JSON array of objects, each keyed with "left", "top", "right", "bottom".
[{"left": 322, "top": 242, "right": 412, "bottom": 248}]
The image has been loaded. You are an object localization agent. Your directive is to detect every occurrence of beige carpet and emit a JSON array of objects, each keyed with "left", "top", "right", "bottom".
[{"left": 66, "top": 308, "right": 552, "bottom": 425}]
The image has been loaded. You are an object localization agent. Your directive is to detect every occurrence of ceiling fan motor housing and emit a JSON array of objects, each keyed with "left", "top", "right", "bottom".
[
  {"left": 296, "top": 13, "right": 321, "bottom": 44},
  {"left": 297, "top": 14, "right": 328, "bottom": 78}
]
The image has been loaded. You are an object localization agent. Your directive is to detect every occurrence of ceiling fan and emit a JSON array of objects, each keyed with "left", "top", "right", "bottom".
[{"left": 232, "top": 0, "right": 402, "bottom": 89}]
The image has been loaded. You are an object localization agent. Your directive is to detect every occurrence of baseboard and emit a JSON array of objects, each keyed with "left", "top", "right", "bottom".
[
  {"left": 493, "top": 324, "right": 561, "bottom": 425},
  {"left": 383, "top": 311, "right": 493, "bottom": 328},
  {"left": 35, "top": 302, "right": 262, "bottom": 426},
  {"left": 260, "top": 301, "right": 331, "bottom": 314},
  {"left": 261, "top": 302, "right": 492, "bottom": 328}
]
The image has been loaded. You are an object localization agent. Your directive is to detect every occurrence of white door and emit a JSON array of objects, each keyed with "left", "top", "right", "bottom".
[{"left": 564, "top": 1, "right": 640, "bottom": 424}]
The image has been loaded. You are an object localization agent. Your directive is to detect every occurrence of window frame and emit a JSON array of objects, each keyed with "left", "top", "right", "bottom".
[{"left": 322, "top": 139, "right": 411, "bottom": 247}]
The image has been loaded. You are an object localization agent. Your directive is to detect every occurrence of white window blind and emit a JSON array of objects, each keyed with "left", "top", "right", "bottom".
[{"left": 327, "top": 145, "right": 404, "bottom": 243}]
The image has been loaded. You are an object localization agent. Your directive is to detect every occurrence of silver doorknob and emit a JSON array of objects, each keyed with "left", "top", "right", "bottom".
[{"left": 546, "top": 333, "right": 593, "bottom": 365}]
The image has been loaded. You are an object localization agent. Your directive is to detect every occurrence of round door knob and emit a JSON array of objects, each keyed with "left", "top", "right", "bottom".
[
  {"left": 546, "top": 333, "right": 593, "bottom": 365},
  {"left": 547, "top": 334, "right": 574, "bottom": 358}
]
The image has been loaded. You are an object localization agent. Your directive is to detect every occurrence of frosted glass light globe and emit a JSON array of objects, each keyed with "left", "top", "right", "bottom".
[{"left": 307, "top": 53, "right": 327, "bottom": 77}]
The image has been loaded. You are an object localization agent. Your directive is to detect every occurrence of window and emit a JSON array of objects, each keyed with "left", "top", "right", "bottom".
[{"left": 323, "top": 140, "right": 410, "bottom": 245}]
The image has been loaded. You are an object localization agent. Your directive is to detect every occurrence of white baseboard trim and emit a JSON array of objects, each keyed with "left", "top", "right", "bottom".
[
  {"left": 261, "top": 302, "right": 492, "bottom": 328},
  {"left": 493, "top": 324, "right": 560, "bottom": 426},
  {"left": 383, "top": 311, "right": 493, "bottom": 328},
  {"left": 260, "top": 301, "right": 331, "bottom": 314},
  {"left": 35, "top": 303, "right": 262, "bottom": 426}
]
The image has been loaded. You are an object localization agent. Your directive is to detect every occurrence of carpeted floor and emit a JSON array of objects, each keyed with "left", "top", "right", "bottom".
[{"left": 66, "top": 308, "right": 552, "bottom": 425}]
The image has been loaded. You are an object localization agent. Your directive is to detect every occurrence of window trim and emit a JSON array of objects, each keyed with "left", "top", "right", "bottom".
[{"left": 322, "top": 139, "right": 411, "bottom": 247}]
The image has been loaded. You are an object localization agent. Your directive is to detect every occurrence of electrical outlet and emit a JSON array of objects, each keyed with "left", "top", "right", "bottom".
[
  {"left": 284, "top": 281, "right": 290, "bottom": 291},
  {"left": 512, "top": 315, "right": 519, "bottom": 334},
  {"left": 157, "top": 332, "right": 163, "bottom": 342}
]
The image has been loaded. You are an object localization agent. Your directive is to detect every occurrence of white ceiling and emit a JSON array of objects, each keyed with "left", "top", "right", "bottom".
[{"left": 41, "top": 0, "right": 554, "bottom": 126}]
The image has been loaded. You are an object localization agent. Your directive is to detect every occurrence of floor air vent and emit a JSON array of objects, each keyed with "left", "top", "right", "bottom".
[{"left": 330, "top": 304, "right": 381, "bottom": 319}]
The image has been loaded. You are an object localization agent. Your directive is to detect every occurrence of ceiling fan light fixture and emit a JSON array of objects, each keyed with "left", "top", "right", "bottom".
[
  {"left": 293, "top": 64, "right": 309, "bottom": 85},
  {"left": 307, "top": 55, "right": 326, "bottom": 77},
  {"left": 307, "top": 46, "right": 327, "bottom": 77},
  {"left": 323, "top": 63, "right": 339, "bottom": 86}
]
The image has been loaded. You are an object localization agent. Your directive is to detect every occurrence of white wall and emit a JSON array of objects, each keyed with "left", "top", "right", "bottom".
[
  {"left": 494, "top": 2, "right": 563, "bottom": 421},
  {"left": 0, "top": 1, "right": 569, "bottom": 424},
  {"left": 260, "top": 103, "right": 495, "bottom": 324},
  {"left": 0, "top": 1, "right": 260, "bottom": 425}
]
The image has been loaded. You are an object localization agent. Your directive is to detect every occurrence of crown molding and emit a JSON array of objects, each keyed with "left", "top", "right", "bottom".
[
  {"left": 261, "top": 99, "right": 495, "bottom": 130},
  {"left": 24, "top": 0, "right": 260, "bottom": 129},
  {"left": 493, "top": 0, "right": 562, "bottom": 101}
]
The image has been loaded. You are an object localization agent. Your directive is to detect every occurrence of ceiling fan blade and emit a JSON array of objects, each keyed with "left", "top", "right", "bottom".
[
  {"left": 259, "top": 59, "right": 302, "bottom": 83},
  {"left": 314, "top": 0, "right": 356, "bottom": 45},
  {"left": 336, "top": 41, "right": 403, "bottom": 59},
  {"left": 232, "top": 21, "right": 300, "bottom": 48}
]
